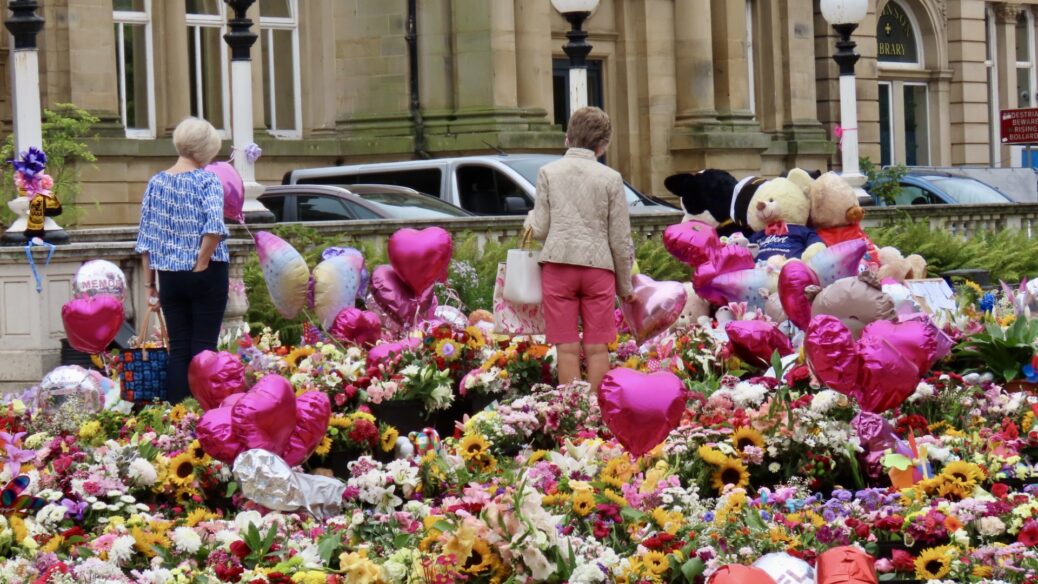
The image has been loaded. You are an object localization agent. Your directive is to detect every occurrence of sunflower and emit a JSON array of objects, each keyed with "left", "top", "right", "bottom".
[
  {"left": 434, "top": 338, "right": 462, "bottom": 362},
  {"left": 710, "top": 458, "right": 750, "bottom": 492},
  {"left": 915, "top": 546, "right": 953, "bottom": 580},
  {"left": 187, "top": 440, "right": 210, "bottom": 464},
  {"left": 462, "top": 540, "right": 497, "bottom": 575},
  {"left": 572, "top": 490, "right": 596, "bottom": 517},
  {"left": 603, "top": 489, "right": 628, "bottom": 508},
  {"left": 652, "top": 507, "right": 683, "bottom": 535},
  {"left": 284, "top": 346, "right": 315, "bottom": 369},
  {"left": 697, "top": 445, "right": 728, "bottom": 467},
  {"left": 730, "top": 427, "right": 765, "bottom": 453},
  {"left": 168, "top": 404, "right": 187, "bottom": 423},
  {"left": 470, "top": 453, "right": 497, "bottom": 474},
  {"left": 936, "top": 478, "right": 972, "bottom": 502},
  {"left": 600, "top": 457, "right": 636, "bottom": 488},
  {"left": 459, "top": 434, "right": 490, "bottom": 461},
  {"left": 167, "top": 452, "right": 197, "bottom": 487},
  {"left": 642, "top": 550, "right": 669, "bottom": 576},
  {"left": 175, "top": 485, "right": 202, "bottom": 506},
  {"left": 314, "top": 436, "right": 333, "bottom": 457},
  {"left": 972, "top": 564, "right": 993, "bottom": 579},
  {"left": 464, "top": 327, "right": 486, "bottom": 350},
  {"left": 527, "top": 450, "right": 548, "bottom": 464},
  {"left": 131, "top": 526, "right": 170, "bottom": 558},
  {"left": 185, "top": 508, "right": 215, "bottom": 527},
  {"left": 941, "top": 460, "right": 984, "bottom": 488},
  {"left": 380, "top": 427, "right": 399, "bottom": 452}
]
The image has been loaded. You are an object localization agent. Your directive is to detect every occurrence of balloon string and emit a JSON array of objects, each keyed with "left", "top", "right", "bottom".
[{"left": 24, "top": 237, "right": 55, "bottom": 294}]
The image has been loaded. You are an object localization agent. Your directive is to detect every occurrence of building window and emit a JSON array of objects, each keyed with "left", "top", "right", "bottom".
[
  {"left": 879, "top": 81, "right": 894, "bottom": 165},
  {"left": 1016, "top": 9, "right": 1036, "bottom": 108},
  {"left": 112, "top": 0, "right": 155, "bottom": 138},
  {"left": 259, "top": 0, "right": 302, "bottom": 137},
  {"left": 876, "top": 1, "right": 921, "bottom": 67},
  {"left": 551, "top": 58, "right": 604, "bottom": 130},
  {"left": 186, "top": 1, "right": 230, "bottom": 134}
]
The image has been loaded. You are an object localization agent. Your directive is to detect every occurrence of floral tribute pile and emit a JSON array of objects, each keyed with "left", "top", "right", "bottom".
[{"left": 12, "top": 258, "right": 1038, "bottom": 583}]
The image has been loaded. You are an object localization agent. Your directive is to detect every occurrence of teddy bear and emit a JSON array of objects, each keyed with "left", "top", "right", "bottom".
[
  {"left": 810, "top": 271, "right": 897, "bottom": 338},
  {"left": 746, "top": 168, "right": 826, "bottom": 263},
  {"left": 663, "top": 169, "right": 756, "bottom": 238},
  {"left": 876, "top": 247, "right": 928, "bottom": 282},
  {"left": 670, "top": 282, "right": 712, "bottom": 331},
  {"left": 807, "top": 172, "right": 880, "bottom": 269}
]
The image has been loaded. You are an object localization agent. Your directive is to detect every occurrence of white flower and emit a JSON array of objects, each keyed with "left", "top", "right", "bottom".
[
  {"left": 36, "top": 503, "right": 68, "bottom": 528},
  {"left": 521, "top": 546, "right": 557, "bottom": 581},
  {"left": 235, "top": 510, "right": 263, "bottom": 532},
  {"left": 569, "top": 561, "right": 608, "bottom": 583},
  {"left": 109, "top": 534, "right": 136, "bottom": 565},
  {"left": 137, "top": 567, "right": 174, "bottom": 584},
  {"left": 810, "top": 390, "right": 840, "bottom": 413},
  {"left": 976, "top": 516, "right": 1006, "bottom": 537},
  {"left": 91, "top": 502, "right": 108, "bottom": 511},
  {"left": 908, "top": 382, "right": 935, "bottom": 403},
  {"left": 768, "top": 462, "right": 781, "bottom": 473},
  {"left": 730, "top": 382, "right": 768, "bottom": 407},
  {"left": 171, "top": 527, "right": 202, "bottom": 554}
]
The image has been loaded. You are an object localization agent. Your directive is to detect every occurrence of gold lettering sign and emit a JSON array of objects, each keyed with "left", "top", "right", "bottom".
[{"left": 876, "top": 1, "right": 919, "bottom": 64}]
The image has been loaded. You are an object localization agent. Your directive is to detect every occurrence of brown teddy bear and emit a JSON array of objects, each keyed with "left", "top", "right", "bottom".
[
  {"left": 807, "top": 172, "right": 879, "bottom": 268},
  {"left": 876, "top": 247, "right": 928, "bottom": 282},
  {"left": 746, "top": 168, "right": 826, "bottom": 262}
]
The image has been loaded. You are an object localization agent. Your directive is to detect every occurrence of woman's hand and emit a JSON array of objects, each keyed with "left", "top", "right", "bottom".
[
  {"left": 147, "top": 286, "right": 160, "bottom": 308},
  {"left": 192, "top": 260, "right": 209, "bottom": 273}
]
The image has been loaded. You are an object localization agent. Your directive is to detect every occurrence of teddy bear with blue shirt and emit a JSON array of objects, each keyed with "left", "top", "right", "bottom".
[{"left": 746, "top": 168, "right": 826, "bottom": 264}]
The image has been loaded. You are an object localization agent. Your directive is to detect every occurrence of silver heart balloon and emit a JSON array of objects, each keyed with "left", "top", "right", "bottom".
[{"left": 621, "top": 274, "right": 687, "bottom": 343}]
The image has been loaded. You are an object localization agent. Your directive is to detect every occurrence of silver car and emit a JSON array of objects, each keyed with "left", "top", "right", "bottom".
[{"left": 258, "top": 184, "right": 472, "bottom": 222}]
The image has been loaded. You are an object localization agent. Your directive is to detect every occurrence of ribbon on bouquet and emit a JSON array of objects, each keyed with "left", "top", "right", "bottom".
[
  {"left": 833, "top": 125, "right": 857, "bottom": 151},
  {"left": 24, "top": 236, "right": 56, "bottom": 293}
]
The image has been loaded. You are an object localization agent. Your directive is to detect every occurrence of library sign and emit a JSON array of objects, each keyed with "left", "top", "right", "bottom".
[
  {"left": 1001, "top": 108, "right": 1038, "bottom": 145},
  {"left": 877, "top": 1, "right": 919, "bottom": 64}
]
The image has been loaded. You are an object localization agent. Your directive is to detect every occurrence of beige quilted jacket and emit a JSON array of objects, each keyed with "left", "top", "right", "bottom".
[{"left": 523, "top": 148, "right": 634, "bottom": 297}]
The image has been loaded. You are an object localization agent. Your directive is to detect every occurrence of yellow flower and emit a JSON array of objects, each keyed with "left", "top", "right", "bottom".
[
  {"left": 915, "top": 546, "right": 953, "bottom": 580},
  {"left": 434, "top": 338, "right": 462, "bottom": 362},
  {"left": 187, "top": 440, "right": 210, "bottom": 464},
  {"left": 935, "top": 478, "right": 971, "bottom": 502},
  {"left": 292, "top": 571, "right": 330, "bottom": 584},
  {"left": 40, "top": 535, "right": 63, "bottom": 554},
  {"left": 470, "top": 453, "right": 497, "bottom": 474},
  {"left": 964, "top": 280, "right": 983, "bottom": 296},
  {"left": 381, "top": 427, "right": 399, "bottom": 452},
  {"left": 168, "top": 404, "right": 187, "bottom": 423},
  {"left": 329, "top": 415, "right": 353, "bottom": 430},
  {"left": 459, "top": 434, "right": 490, "bottom": 461},
  {"left": 1023, "top": 411, "right": 1036, "bottom": 433},
  {"left": 338, "top": 551, "right": 383, "bottom": 584},
  {"left": 167, "top": 452, "right": 196, "bottom": 487},
  {"left": 445, "top": 524, "right": 477, "bottom": 564},
  {"left": 185, "top": 508, "right": 215, "bottom": 527},
  {"left": 542, "top": 493, "right": 571, "bottom": 506},
  {"left": 972, "top": 564, "right": 993, "bottom": 578},
  {"left": 461, "top": 539, "right": 497, "bottom": 575},
  {"left": 465, "top": 326, "right": 486, "bottom": 349},
  {"left": 941, "top": 460, "right": 984, "bottom": 488},
  {"left": 1000, "top": 314, "right": 1017, "bottom": 327},
  {"left": 730, "top": 427, "right": 765, "bottom": 453},
  {"left": 710, "top": 458, "right": 750, "bottom": 493},
  {"left": 600, "top": 456, "right": 636, "bottom": 488},
  {"left": 527, "top": 450, "right": 548, "bottom": 464},
  {"left": 651, "top": 507, "right": 683, "bottom": 535},
  {"left": 697, "top": 445, "right": 728, "bottom": 467},
  {"left": 572, "top": 490, "right": 596, "bottom": 517},
  {"left": 642, "top": 550, "right": 669, "bottom": 576},
  {"left": 78, "top": 420, "right": 101, "bottom": 441},
  {"left": 131, "top": 526, "right": 170, "bottom": 558},
  {"left": 284, "top": 346, "right": 315, "bottom": 370},
  {"left": 603, "top": 488, "right": 628, "bottom": 507},
  {"left": 314, "top": 437, "right": 332, "bottom": 457}
]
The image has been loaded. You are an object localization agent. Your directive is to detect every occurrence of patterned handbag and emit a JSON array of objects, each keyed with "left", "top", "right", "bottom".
[
  {"left": 119, "top": 305, "right": 169, "bottom": 403},
  {"left": 492, "top": 263, "right": 545, "bottom": 335}
]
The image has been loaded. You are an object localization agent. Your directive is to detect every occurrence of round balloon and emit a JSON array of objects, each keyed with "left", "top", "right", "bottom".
[
  {"left": 312, "top": 256, "right": 361, "bottom": 330},
  {"left": 72, "top": 260, "right": 127, "bottom": 302},
  {"left": 255, "top": 231, "right": 310, "bottom": 319},
  {"left": 323, "top": 247, "right": 369, "bottom": 296},
  {"left": 329, "top": 307, "right": 382, "bottom": 346},
  {"left": 205, "top": 161, "right": 245, "bottom": 223},
  {"left": 708, "top": 564, "right": 777, "bottom": 584},
  {"left": 38, "top": 365, "right": 105, "bottom": 415},
  {"left": 434, "top": 305, "right": 469, "bottom": 331},
  {"left": 752, "top": 552, "right": 815, "bottom": 584}
]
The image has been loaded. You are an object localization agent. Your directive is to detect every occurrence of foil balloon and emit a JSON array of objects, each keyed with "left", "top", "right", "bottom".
[
  {"left": 38, "top": 365, "right": 105, "bottom": 415},
  {"left": 807, "top": 239, "right": 868, "bottom": 287},
  {"left": 328, "top": 308, "right": 382, "bottom": 346},
  {"left": 255, "top": 231, "right": 310, "bottom": 319},
  {"left": 598, "top": 368, "right": 686, "bottom": 457},
  {"left": 707, "top": 564, "right": 777, "bottom": 584},
  {"left": 367, "top": 338, "right": 421, "bottom": 367},
  {"left": 811, "top": 273, "right": 896, "bottom": 338},
  {"left": 693, "top": 244, "right": 756, "bottom": 306},
  {"left": 434, "top": 305, "right": 469, "bottom": 331},
  {"left": 710, "top": 267, "right": 770, "bottom": 310},
  {"left": 323, "top": 247, "right": 369, "bottom": 296},
  {"left": 387, "top": 227, "right": 453, "bottom": 295},
  {"left": 61, "top": 295, "right": 124, "bottom": 354},
  {"left": 233, "top": 449, "right": 346, "bottom": 520},
  {"left": 196, "top": 407, "right": 243, "bottom": 464},
  {"left": 281, "top": 391, "right": 332, "bottom": 467},
  {"left": 778, "top": 259, "right": 820, "bottom": 330},
  {"left": 72, "top": 259, "right": 127, "bottom": 302},
  {"left": 230, "top": 375, "right": 298, "bottom": 457},
  {"left": 861, "top": 319, "right": 939, "bottom": 376},
  {"left": 188, "top": 350, "right": 246, "bottom": 411},
  {"left": 370, "top": 264, "right": 437, "bottom": 327},
  {"left": 620, "top": 275, "right": 687, "bottom": 343},
  {"left": 752, "top": 553, "right": 815, "bottom": 584},
  {"left": 311, "top": 256, "right": 361, "bottom": 329},
  {"left": 205, "top": 161, "right": 244, "bottom": 223},
  {"left": 725, "top": 320, "right": 794, "bottom": 367},
  {"left": 803, "top": 314, "right": 863, "bottom": 396},
  {"left": 662, "top": 220, "right": 719, "bottom": 266},
  {"left": 815, "top": 546, "right": 878, "bottom": 584}
]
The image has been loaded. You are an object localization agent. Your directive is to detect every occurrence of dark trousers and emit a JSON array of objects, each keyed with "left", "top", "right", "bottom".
[{"left": 158, "top": 262, "right": 229, "bottom": 403}]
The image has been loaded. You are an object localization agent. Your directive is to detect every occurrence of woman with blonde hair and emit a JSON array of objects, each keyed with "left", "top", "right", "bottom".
[
  {"left": 135, "top": 117, "right": 229, "bottom": 403},
  {"left": 524, "top": 106, "right": 634, "bottom": 392}
]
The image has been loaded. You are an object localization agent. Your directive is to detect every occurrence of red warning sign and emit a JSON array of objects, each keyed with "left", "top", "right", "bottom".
[{"left": 1001, "top": 108, "right": 1038, "bottom": 144}]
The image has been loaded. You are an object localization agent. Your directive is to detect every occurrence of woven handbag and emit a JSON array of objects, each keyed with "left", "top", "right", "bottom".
[{"left": 119, "top": 306, "right": 170, "bottom": 403}]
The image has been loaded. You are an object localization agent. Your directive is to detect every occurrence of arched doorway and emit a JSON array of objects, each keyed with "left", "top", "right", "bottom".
[{"left": 876, "top": 0, "right": 948, "bottom": 166}]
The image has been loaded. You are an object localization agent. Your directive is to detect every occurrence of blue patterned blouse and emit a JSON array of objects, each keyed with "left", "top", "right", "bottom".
[{"left": 135, "top": 169, "right": 229, "bottom": 271}]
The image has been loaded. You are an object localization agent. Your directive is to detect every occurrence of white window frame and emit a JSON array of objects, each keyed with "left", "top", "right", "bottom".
[
  {"left": 987, "top": 6, "right": 1002, "bottom": 166},
  {"left": 877, "top": 0, "right": 925, "bottom": 71},
  {"left": 259, "top": 0, "right": 303, "bottom": 138},
  {"left": 185, "top": 4, "right": 231, "bottom": 137},
  {"left": 1013, "top": 8, "right": 1036, "bottom": 167},
  {"left": 902, "top": 81, "right": 932, "bottom": 166},
  {"left": 113, "top": 0, "right": 156, "bottom": 139},
  {"left": 878, "top": 81, "right": 896, "bottom": 165}
]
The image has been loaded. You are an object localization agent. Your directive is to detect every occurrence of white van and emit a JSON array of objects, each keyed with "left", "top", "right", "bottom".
[{"left": 282, "top": 154, "right": 678, "bottom": 216}]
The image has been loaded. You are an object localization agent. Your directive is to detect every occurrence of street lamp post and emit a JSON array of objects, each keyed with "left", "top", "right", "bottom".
[
  {"left": 551, "top": 0, "right": 599, "bottom": 119},
  {"left": 3, "top": 0, "right": 67, "bottom": 245},
  {"left": 821, "top": 0, "right": 868, "bottom": 187},
  {"left": 223, "top": 0, "right": 273, "bottom": 224}
]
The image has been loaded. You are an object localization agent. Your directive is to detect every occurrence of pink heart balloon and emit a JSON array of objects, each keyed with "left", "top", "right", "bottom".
[
  {"left": 621, "top": 275, "right": 687, "bottom": 343},
  {"left": 899, "top": 313, "right": 954, "bottom": 361},
  {"left": 804, "top": 315, "right": 862, "bottom": 396},
  {"left": 778, "top": 260, "right": 821, "bottom": 330},
  {"left": 387, "top": 227, "right": 453, "bottom": 295},
  {"left": 370, "top": 265, "right": 437, "bottom": 327},
  {"left": 598, "top": 368, "right": 686, "bottom": 457},
  {"left": 663, "top": 220, "right": 720, "bottom": 266},
  {"left": 231, "top": 375, "right": 297, "bottom": 457},
  {"left": 725, "top": 320, "right": 794, "bottom": 367},
  {"left": 807, "top": 239, "right": 867, "bottom": 287},
  {"left": 282, "top": 391, "right": 331, "bottom": 467},
  {"left": 221, "top": 393, "right": 245, "bottom": 408},
  {"left": 196, "top": 406, "right": 244, "bottom": 464},
  {"left": 693, "top": 244, "right": 755, "bottom": 306},
  {"left": 61, "top": 295, "right": 125, "bottom": 354},
  {"left": 205, "top": 161, "right": 244, "bottom": 223},
  {"left": 329, "top": 307, "right": 382, "bottom": 346},
  {"left": 188, "top": 350, "right": 246, "bottom": 411},
  {"left": 367, "top": 337, "right": 421, "bottom": 367},
  {"left": 856, "top": 335, "right": 919, "bottom": 413},
  {"left": 862, "top": 319, "right": 939, "bottom": 376},
  {"left": 711, "top": 268, "right": 770, "bottom": 310}
]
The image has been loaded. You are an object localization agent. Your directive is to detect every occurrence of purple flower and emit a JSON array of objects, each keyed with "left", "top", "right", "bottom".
[
  {"left": 11, "top": 147, "right": 46, "bottom": 179},
  {"left": 61, "top": 498, "right": 87, "bottom": 521}
]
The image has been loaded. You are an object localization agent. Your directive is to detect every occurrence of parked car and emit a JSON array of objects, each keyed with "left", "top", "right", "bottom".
[
  {"left": 864, "top": 171, "right": 1015, "bottom": 206},
  {"left": 281, "top": 154, "right": 679, "bottom": 216},
  {"left": 258, "top": 184, "right": 472, "bottom": 222}
]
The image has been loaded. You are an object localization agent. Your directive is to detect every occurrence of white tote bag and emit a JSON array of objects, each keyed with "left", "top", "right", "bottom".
[{"left": 503, "top": 229, "right": 542, "bottom": 304}]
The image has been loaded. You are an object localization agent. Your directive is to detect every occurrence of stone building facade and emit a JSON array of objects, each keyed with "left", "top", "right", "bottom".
[{"left": 0, "top": 0, "right": 1032, "bottom": 226}]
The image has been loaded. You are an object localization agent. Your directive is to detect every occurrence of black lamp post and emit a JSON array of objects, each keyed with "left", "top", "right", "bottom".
[
  {"left": 821, "top": 0, "right": 868, "bottom": 186},
  {"left": 551, "top": 0, "right": 600, "bottom": 118}
]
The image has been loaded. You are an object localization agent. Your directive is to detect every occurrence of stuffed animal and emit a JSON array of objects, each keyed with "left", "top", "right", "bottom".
[
  {"left": 664, "top": 170, "right": 756, "bottom": 238},
  {"left": 810, "top": 271, "right": 896, "bottom": 338},
  {"left": 746, "top": 168, "right": 826, "bottom": 262},
  {"left": 876, "top": 247, "right": 928, "bottom": 282},
  {"left": 807, "top": 172, "right": 879, "bottom": 269},
  {"left": 671, "top": 282, "right": 712, "bottom": 331}
]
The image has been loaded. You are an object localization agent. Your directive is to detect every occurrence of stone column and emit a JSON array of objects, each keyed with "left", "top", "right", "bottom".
[
  {"left": 996, "top": 3, "right": 1022, "bottom": 165},
  {"left": 299, "top": 0, "right": 336, "bottom": 135},
  {"left": 776, "top": 0, "right": 832, "bottom": 172},
  {"left": 67, "top": 0, "right": 119, "bottom": 117},
  {"left": 674, "top": 0, "right": 717, "bottom": 124},
  {"left": 710, "top": 0, "right": 752, "bottom": 119},
  {"left": 514, "top": 0, "right": 553, "bottom": 120},
  {"left": 160, "top": 0, "right": 190, "bottom": 134},
  {"left": 946, "top": 1, "right": 989, "bottom": 165}
]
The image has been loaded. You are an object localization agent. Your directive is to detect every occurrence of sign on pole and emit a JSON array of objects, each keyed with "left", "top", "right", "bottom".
[{"left": 1000, "top": 108, "right": 1038, "bottom": 145}]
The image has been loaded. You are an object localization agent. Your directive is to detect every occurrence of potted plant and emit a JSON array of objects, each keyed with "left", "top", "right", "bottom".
[
  {"left": 364, "top": 362, "right": 455, "bottom": 436},
  {"left": 952, "top": 316, "right": 1038, "bottom": 388}
]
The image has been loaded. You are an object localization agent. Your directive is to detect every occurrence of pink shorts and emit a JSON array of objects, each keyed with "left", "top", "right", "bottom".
[{"left": 541, "top": 262, "right": 618, "bottom": 345}]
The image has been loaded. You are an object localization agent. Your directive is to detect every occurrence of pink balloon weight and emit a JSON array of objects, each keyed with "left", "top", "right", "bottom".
[
  {"left": 598, "top": 368, "right": 687, "bottom": 457},
  {"left": 329, "top": 307, "right": 382, "bottom": 346},
  {"left": 778, "top": 260, "right": 820, "bottom": 330},
  {"left": 807, "top": 239, "right": 868, "bottom": 287},
  {"left": 281, "top": 391, "right": 331, "bottom": 467},
  {"left": 196, "top": 407, "right": 245, "bottom": 464},
  {"left": 230, "top": 375, "right": 297, "bottom": 457},
  {"left": 804, "top": 314, "right": 862, "bottom": 397},
  {"left": 370, "top": 264, "right": 437, "bottom": 327},
  {"left": 620, "top": 274, "right": 687, "bottom": 343},
  {"left": 61, "top": 295, "right": 124, "bottom": 354},
  {"left": 725, "top": 320, "right": 794, "bottom": 367},
  {"left": 188, "top": 350, "right": 246, "bottom": 410},
  {"left": 205, "top": 161, "right": 244, "bottom": 223},
  {"left": 387, "top": 227, "right": 453, "bottom": 295},
  {"left": 663, "top": 220, "right": 720, "bottom": 266}
]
